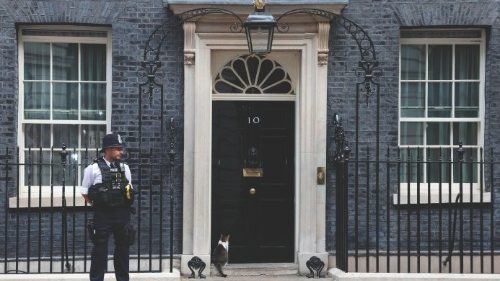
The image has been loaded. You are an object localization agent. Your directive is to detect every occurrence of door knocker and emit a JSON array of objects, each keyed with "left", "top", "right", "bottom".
[{"left": 242, "top": 146, "right": 263, "bottom": 177}]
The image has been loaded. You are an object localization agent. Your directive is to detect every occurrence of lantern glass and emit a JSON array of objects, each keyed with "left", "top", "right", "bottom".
[
  {"left": 244, "top": 11, "right": 276, "bottom": 54},
  {"left": 247, "top": 25, "right": 273, "bottom": 54}
]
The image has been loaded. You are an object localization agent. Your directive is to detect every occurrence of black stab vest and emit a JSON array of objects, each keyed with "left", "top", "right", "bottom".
[{"left": 88, "top": 158, "right": 129, "bottom": 208}]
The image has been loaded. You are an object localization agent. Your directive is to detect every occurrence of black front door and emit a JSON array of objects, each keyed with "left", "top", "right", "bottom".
[{"left": 212, "top": 101, "right": 295, "bottom": 263}]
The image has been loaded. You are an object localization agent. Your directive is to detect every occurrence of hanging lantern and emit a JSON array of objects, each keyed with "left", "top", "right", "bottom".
[{"left": 244, "top": 0, "right": 276, "bottom": 54}]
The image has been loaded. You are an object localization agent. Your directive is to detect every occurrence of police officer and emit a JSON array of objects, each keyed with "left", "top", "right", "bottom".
[{"left": 81, "top": 133, "right": 134, "bottom": 281}]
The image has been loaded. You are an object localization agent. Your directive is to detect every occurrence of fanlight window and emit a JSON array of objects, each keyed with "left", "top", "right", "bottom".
[{"left": 213, "top": 55, "right": 294, "bottom": 95}]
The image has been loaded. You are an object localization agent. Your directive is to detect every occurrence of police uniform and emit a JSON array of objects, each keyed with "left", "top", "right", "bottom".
[{"left": 81, "top": 134, "right": 134, "bottom": 281}]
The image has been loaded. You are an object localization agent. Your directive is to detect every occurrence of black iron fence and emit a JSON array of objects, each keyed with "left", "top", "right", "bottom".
[
  {"left": 334, "top": 121, "right": 499, "bottom": 274},
  {"left": 0, "top": 144, "right": 176, "bottom": 274}
]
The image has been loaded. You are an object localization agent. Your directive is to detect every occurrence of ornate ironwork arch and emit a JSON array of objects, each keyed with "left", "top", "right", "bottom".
[
  {"left": 139, "top": 7, "right": 379, "bottom": 100},
  {"left": 140, "top": 8, "right": 244, "bottom": 102},
  {"left": 276, "top": 9, "right": 377, "bottom": 64},
  {"left": 275, "top": 8, "right": 379, "bottom": 98}
]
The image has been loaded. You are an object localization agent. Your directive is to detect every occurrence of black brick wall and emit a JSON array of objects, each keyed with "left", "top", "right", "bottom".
[
  {"left": 326, "top": 0, "right": 500, "bottom": 255},
  {"left": 0, "top": 0, "right": 184, "bottom": 259},
  {"left": 0, "top": 0, "right": 500, "bottom": 265}
]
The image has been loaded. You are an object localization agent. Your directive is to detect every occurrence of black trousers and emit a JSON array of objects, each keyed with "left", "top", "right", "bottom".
[{"left": 90, "top": 209, "right": 130, "bottom": 281}]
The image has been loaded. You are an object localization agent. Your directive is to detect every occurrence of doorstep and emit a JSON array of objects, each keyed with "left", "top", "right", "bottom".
[
  {"left": 185, "top": 275, "right": 305, "bottom": 280},
  {"left": 209, "top": 263, "right": 298, "bottom": 276}
]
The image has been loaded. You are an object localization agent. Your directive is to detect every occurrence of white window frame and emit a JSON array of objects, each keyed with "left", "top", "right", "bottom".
[
  {"left": 13, "top": 25, "right": 112, "bottom": 208},
  {"left": 395, "top": 29, "right": 490, "bottom": 204}
]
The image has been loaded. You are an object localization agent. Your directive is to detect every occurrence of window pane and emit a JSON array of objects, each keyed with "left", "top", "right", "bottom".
[
  {"left": 53, "top": 125, "right": 78, "bottom": 148},
  {"left": 426, "top": 122, "right": 450, "bottom": 145},
  {"left": 81, "top": 44, "right": 106, "bottom": 81},
  {"left": 24, "top": 82, "right": 50, "bottom": 119},
  {"left": 428, "top": 82, "right": 452, "bottom": 117},
  {"left": 24, "top": 42, "right": 50, "bottom": 80},
  {"left": 264, "top": 81, "right": 292, "bottom": 94},
  {"left": 80, "top": 149, "right": 100, "bottom": 167},
  {"left": 400, "top": 148, "right": 424, "bottom": 183},
  {"left": 455, "top": 45, "right": 479, "bottom": 80},
  {"left": 81, "top": 83, "right": 106, "bottom": 120},
  {"left": 429, "top": 45, "right": 452, "bottom": 80},
  {"left": 455, "top": 82, "right": 479, "bottom": 117},
  {"left": 53, "top": 83, "right": 78, "bottom": 120},
  {"left": 401, "top": 45, "right": 425, "bottom": 80},
  {"left": 400, "top": 122, "right": 423, "bottom": 145},
  {"left": 401, "top": 82, "right": 425, "bottom": 117},
  {"left": 24, "top": 151, "right": 51, "bottom": 186},
  {"left": 453, "top": 122, "right": 477, "bottom": 145},
  {"left": 427, "top": 148, "right": 451, "bottom": 183},
  {"left": 453, "top": 148, "right": 477, "bottom": 183},
  {"left": 24, "top": 124, "right": 50, "bottom": 148},
  {"left": 52, "top": 43, "right": 78, "bottom": 80},
  {"left": 81, "top": 125, "right": 106, "bottom": 148}
]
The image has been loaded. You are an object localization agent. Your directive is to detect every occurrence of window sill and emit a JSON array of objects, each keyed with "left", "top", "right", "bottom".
[
  {"left": 9, "top": 192, "right": 88, "bottom": 209},
  {"left": 392, "top": 184, "right": 491, "bottom": 205}
]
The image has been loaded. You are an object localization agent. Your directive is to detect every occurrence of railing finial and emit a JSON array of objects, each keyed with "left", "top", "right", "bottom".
[{"left": 61, "top": 144, "right": 68, "bottom": 165}]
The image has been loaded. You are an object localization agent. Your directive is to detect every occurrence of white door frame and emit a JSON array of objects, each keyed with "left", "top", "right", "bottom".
[{"left": 180, "top": 23, "right": 331, "bottom": 275}]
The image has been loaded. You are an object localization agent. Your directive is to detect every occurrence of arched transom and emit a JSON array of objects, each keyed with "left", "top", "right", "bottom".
[{"left": 213, "top": 55, "right": 295, "bottom": 95}]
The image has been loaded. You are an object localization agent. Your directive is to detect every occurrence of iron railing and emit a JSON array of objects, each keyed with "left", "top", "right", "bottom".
[
  {"left": 334, "top": 126, "right": 498, "bottom": 273},
  {"left": 0, "top": 145, "right": 176, "bottom": 274}
]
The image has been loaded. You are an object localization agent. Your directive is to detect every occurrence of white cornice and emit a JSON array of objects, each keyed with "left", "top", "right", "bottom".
[
  {"left": 165, "top": 0, "right": 348, "bottom": 3},
  {"left": 164, "top": 0, "right": 348, "bottom": 6},
  {"left": 166, "top": 3, "right": 347, "bottom": 17}
]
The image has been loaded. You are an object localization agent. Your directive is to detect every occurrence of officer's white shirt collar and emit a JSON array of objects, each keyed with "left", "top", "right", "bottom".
[{"left": 102, "top": 157, "right": 115, "bottom": 168}]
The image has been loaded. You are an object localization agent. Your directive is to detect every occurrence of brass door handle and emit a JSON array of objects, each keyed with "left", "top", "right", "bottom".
[{"left": 249, "top": 187, "right": 256, "bottom": 195}]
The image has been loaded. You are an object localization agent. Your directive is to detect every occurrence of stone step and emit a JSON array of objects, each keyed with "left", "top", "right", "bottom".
[
  {"left": 199, "top": 275, "right": 306, "bottom": 281},
  {"left": 210, "top": 263, "right": 298, "bottom": 277}
]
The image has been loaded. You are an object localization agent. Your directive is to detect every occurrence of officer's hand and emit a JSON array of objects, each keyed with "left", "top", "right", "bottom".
[
  {"left": 125, "top": 184, "right": 133, "bottom": 200},
  {"left": 82, "top": 194, "right": 93, "bottom": 206}
]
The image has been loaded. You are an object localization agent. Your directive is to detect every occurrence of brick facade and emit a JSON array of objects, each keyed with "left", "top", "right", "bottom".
[
  {"left": 0, "top": 0, "right": 184, "bottom": 258},
  {"left": 0, "top": 0, "right": 499, "bottom": 267},
  {"left": 326, "top": 0, "right": 500, "bottom": 255}
]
